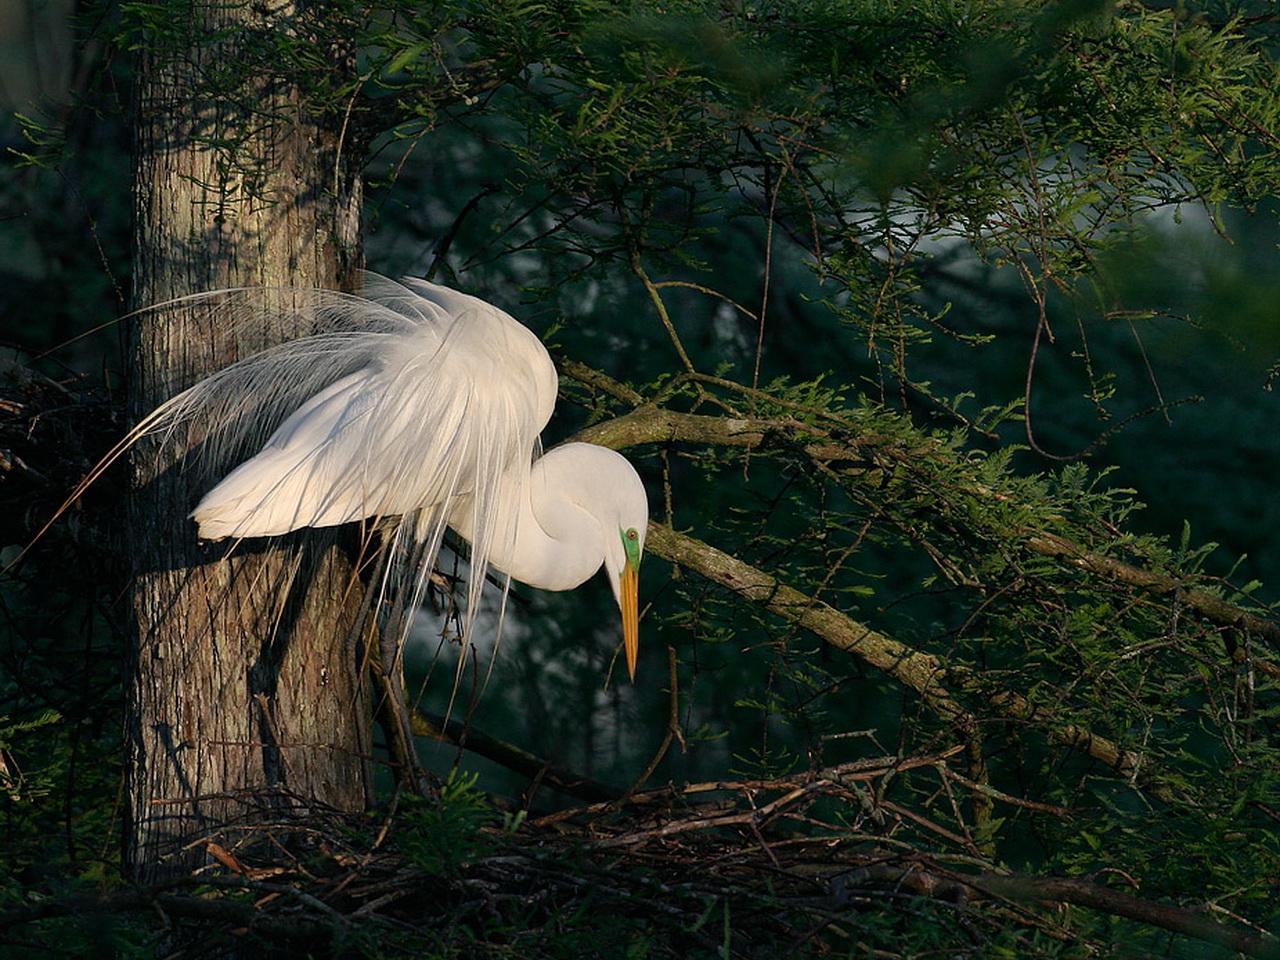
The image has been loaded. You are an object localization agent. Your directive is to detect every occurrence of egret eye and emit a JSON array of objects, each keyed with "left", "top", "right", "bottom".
[{"left": 620, "top": 527, "right": 642, "bottom": 569}]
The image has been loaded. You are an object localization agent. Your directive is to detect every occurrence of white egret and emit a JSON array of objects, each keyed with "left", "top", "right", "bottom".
[{"left": 84, "top": 274, "right": 649, "bottom": 677}]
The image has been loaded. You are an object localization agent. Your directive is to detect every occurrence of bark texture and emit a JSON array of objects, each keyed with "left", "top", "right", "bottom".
[{"left": 126, "top": 4, "right": 369, "bottom": 879}]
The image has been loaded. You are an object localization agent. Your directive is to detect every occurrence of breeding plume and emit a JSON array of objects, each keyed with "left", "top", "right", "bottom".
[{"left": 112, "top": 275, "right": 649, "bottom": 677}]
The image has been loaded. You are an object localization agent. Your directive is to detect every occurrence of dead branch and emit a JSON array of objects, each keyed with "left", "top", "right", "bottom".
[
  {"left": 617, "top": 645, "right": 685, "bottom": 803},
  {"left": 840, "top": 865, "right": 1280, "bottom": 960},
  {"left": 1, "top": 755, "right": 1242, "bottom": 959},
  {"left": 974, "top": 873, "right": 1280, "bottom": 959},
  {"left": 411, "top": 708, "right": 620, "bottom": 804}
]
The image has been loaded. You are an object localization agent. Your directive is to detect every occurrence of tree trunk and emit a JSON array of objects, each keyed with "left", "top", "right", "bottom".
[{"left": 126, "top": 3, "right": 370, "bottom": 880}]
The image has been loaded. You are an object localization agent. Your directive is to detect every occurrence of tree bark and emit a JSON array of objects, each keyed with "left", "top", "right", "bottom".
[{"left": 126, "top": 3, "right": 370, "bottom": 880}]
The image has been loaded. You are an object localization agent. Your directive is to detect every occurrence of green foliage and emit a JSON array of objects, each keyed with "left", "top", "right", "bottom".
[
  {"left": 0, "top": 709, "right": 60, "bottom": 801},
  {"left": 397, "top": 770, "right": 495, "bottom": 876},
  {"left": 7, "top": 113, "right": 65, "bottom": 170},
  {"left": 8, "top": 0, "right": 1280, "bottom": 955}
]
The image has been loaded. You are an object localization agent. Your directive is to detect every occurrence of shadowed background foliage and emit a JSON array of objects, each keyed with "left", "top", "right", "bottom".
[{"left": 3, "top": 0, "right": 1280, "bottom": 955}]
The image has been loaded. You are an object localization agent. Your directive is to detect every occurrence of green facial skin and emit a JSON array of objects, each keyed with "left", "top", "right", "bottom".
[{"left": 621, "top": 527, "right": 641, "bottom": 571}]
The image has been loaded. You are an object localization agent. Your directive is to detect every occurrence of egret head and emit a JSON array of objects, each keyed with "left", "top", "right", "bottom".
[
  {"left": 509, "top": 441, "right": 649, "bottom": 679},
  {"left": 609, "top": 521, "right": 646, "bottom": 680},
  {"left": 597, "top": 453, "right": 648, "bottom": 681}
]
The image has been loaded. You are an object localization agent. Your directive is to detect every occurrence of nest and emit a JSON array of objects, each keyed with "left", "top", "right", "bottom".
[{"left": 1, "top": 749, "right": 1188, "bottom": 959}]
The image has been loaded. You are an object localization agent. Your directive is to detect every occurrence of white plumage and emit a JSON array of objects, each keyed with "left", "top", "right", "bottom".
[
  {"left": 129, "top": 274, "right": 648, "bottom": 677},
  {"left": 188, "top": 276, "right": 558, "bottom": 540}
]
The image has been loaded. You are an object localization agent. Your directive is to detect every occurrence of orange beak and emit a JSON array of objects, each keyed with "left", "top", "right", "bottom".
[{"left": 620, "top": 562, "right": 640, "bottom": 681}]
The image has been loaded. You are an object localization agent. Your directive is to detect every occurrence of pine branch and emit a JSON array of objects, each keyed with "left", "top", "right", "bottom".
[
  {"left": 644, "top": 523, "right": 1175, "bottom": 801},
  {"left": 566, "top": 374, "right": 1280, "bottom": 659}
]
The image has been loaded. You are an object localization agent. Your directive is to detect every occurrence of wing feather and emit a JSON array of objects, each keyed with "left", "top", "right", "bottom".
[{"left": 141, "top": 273, "right": 556, "bottom": 648}]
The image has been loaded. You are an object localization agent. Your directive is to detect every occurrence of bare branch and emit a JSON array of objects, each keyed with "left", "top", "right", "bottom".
[
  {"left": 973, "top": 873, "right": 1280, "bottom": 959},
  {"left": 411, "top": 709, "right": 620, "bottom": 804}
]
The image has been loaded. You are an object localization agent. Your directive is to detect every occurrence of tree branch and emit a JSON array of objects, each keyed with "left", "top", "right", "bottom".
[
  {"left": 975, "top": 874, "right": 1280, "bottom": 959},
  {"left": 411, "top": 709, "right": 620, "bottom": 804},
  {"left": 0, "top": 881, "right": 340, "bottom": 941},
  {"left": 842, "top": 865, "right": 1280, "bottom": 959},
  {"left": 1027, "top": 532, "right": 1280, "bottom": 668},
  {"left": 564, "top": 373, "right": 1280, "bottom": 657},
  {"left": 644, "top": 523, "right": 1174, "bottom": 800}
]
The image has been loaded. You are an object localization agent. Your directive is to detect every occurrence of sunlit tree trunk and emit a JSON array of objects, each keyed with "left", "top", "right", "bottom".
[{"left": 126, "top": 2, "right": 369, "bottom": 880}]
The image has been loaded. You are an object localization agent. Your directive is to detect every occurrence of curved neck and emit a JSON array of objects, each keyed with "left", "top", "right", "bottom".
[{"left": 448, "top": 447, "right": 607, "bottom": 591}]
